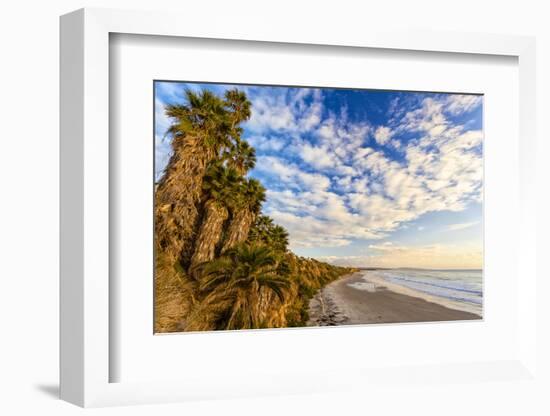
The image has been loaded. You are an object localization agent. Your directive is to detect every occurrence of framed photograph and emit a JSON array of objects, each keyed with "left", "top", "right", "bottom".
[
  {"left": 152, "top": 81, "right": 483, "bottom": 334},
  {"left": 60, "top": 8, "right": 538, "bottom": 407}
]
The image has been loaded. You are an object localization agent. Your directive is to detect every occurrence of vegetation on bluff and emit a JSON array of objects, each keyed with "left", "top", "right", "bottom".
[{"left": 154, "top": 88, "right": 354, "bottom": 332}]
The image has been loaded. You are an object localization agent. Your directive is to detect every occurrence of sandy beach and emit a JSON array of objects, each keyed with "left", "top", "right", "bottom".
[{"left": 307, "top": 272, "right": 481, "bottom": 326}]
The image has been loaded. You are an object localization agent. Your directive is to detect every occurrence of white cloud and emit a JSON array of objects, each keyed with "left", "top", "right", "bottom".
[
  {"left": 314, "top": 117, "right": 370, "bottom": 161},
  {"left": 320, "top": 243, "right": 482, "bottom": 269},
  {"left": 263, "top": 183, "right": 388, "bottom": 248},
  {"left": 335, "top": 165, "right": 358, "bottom": 177},
  {"left": 298, "top": 143, "right": 337, "bottom": 169},
  {"left": 446, "top": 95, "right": 482, "bottom": 115},
  {"left": 255, "top": 156, "right": 331, "bottom": 192},
  {"left": 374, "top": 126, "right": 393, "bottom": 145},
  {"left": 397, "top": 97, "right": 447, "bottom": 135},
  {"left": 447, "top": 221, "right": 479, "bottom": 232},
  {"left": 155, "top": 97, "right": 172, "bottom": 137},
  {"left": 394, "top": 95, "right": 482, "bottom": 138},
  {"left": 390, "top": 139, "right": 401, "bottom": 149},
  {"left": 354, "top": 147, "right": 374, "bottom": 160},
  {"left": 267, "top": 205, "right": 384, "bottom": 248},
  {"left": 247, "top": 135, "right": 286, "bottom": 152},
  {"left": 323, "top": 94, "right": 485, "bottom": 240},
  {"left": 247, "top": 95, "right": 295, "bottom": 132},
  {"left": 299, "top": 101, "right": 323, "bottom": 130},
  {"left": 155, "top": 134, "right": 172, "bottom": 181},
  {"left": 368, "top": 241, "right": 394, "bottom": 251},
  {"left": 154, "top": 97, "right": 174, "bottom": 181},
  {"left": 245, "top": 88, "right": 324, "bottom": 134},
  {"left": 348, "top": 192, "right": 418, "bottom": 231}
]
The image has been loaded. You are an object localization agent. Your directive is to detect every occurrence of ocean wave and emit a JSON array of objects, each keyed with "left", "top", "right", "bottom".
[
  {"left": 385, "top": 274, "right": 483, "bottom": 296},
  {"left": 374, "top": 270, "right": 483, "bottom": 313}
]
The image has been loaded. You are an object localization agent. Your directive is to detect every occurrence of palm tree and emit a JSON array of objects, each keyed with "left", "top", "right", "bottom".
[
  {"left": 154, "top": 250, "right": 195, "bottom": 333},
  {"left": 188, "top": 163, "right": 241, "bottom": 274},
  {"left": 155, "top": 89, "right": 238, "bottom": 332},
  {"left": 225, "top": 139, "right": 256, "bottom": 175},
  {"left": 186, "top": 244, "right": 291, "bottom": 330},
  {"left": 221, "top": 178, "right": 265, "bottom": 253},
  {"left": 224, "top": 88, "right": 252, "bottom": 130},
  {"left": 269, "top": 225, "right": 289, "bottom": 253},
  {"left": 247, "top": 215, "right": 273, "bottom": 244},
  {"left": 247, "top": 215, "right": 289, "bottom": 253},
  {"left": 219, "top": 136, "right": 259, "bottom": 252},
  {"left": 155, "top": 89, "right": 235, "bottom": 266}
]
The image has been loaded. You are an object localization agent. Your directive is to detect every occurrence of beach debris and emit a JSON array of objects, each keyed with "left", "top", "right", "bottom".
[{"left": 308, "top": 288, "right": 349, "bottom": 326}]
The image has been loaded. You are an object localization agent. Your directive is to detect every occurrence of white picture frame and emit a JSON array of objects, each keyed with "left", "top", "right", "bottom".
[{"left": 60, "top": 7, "right": 537, "bottom": 407}]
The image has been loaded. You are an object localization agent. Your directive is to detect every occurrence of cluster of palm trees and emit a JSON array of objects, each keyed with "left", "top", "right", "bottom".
[
  {"left": 155, "top": 89, "right": 255, "bottom": 267},
  {"left": 154, "top": 88, "right": 353, "bottom": 332}
]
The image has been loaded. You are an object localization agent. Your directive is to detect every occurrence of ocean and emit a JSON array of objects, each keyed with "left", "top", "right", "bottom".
[{"left": 362, "top": 269, "right": 483, "bottom": 316}]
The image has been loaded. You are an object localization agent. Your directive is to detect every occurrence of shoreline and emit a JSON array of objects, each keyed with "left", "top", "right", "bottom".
[{"left": 307, "top": 272, "right": 481, "bottom": 327}]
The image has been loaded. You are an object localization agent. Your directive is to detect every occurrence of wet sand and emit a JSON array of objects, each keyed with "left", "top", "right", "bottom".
[{"left": 307, "top": 272, "right": 481, "bottom": 326}]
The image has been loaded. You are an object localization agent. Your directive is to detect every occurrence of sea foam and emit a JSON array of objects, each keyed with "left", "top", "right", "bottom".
[{"left": 357, "top": 269, "right": 483, "bottom": 316}]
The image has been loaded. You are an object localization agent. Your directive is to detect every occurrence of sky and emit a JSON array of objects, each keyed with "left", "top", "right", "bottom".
[{"left": 155, "top": 81, "right": 483, "bottom": 269}]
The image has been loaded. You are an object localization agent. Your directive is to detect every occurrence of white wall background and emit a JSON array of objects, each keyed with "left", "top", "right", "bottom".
[{"left": 0, "top": 1, "right": 548, "bottom": 415}]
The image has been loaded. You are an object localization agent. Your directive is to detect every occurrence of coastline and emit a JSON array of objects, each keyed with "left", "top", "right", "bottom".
[{"left": 307, "top": 271, "right": 481, "bottom": 326}]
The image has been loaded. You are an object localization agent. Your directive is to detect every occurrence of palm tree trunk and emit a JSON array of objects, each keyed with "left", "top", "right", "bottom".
[
  {"left": 189, "top": 200, "right": 229, "bottom": 273},
  {"left": 258, "top": 288, "right": 287, "bottom": 328},
  {"left": 154, "top": 252, "right": 192, "bottom": 333},
  {"left": 220, "top": 209, "right": 255, "bottom": 253},
  {"left": 155, "top": 135, "right": 213, "bottom": 266}
]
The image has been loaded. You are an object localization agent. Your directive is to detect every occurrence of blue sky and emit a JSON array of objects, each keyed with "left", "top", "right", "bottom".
[{"left": 155, "top": 81, "right": 483, "bottom": 269}]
